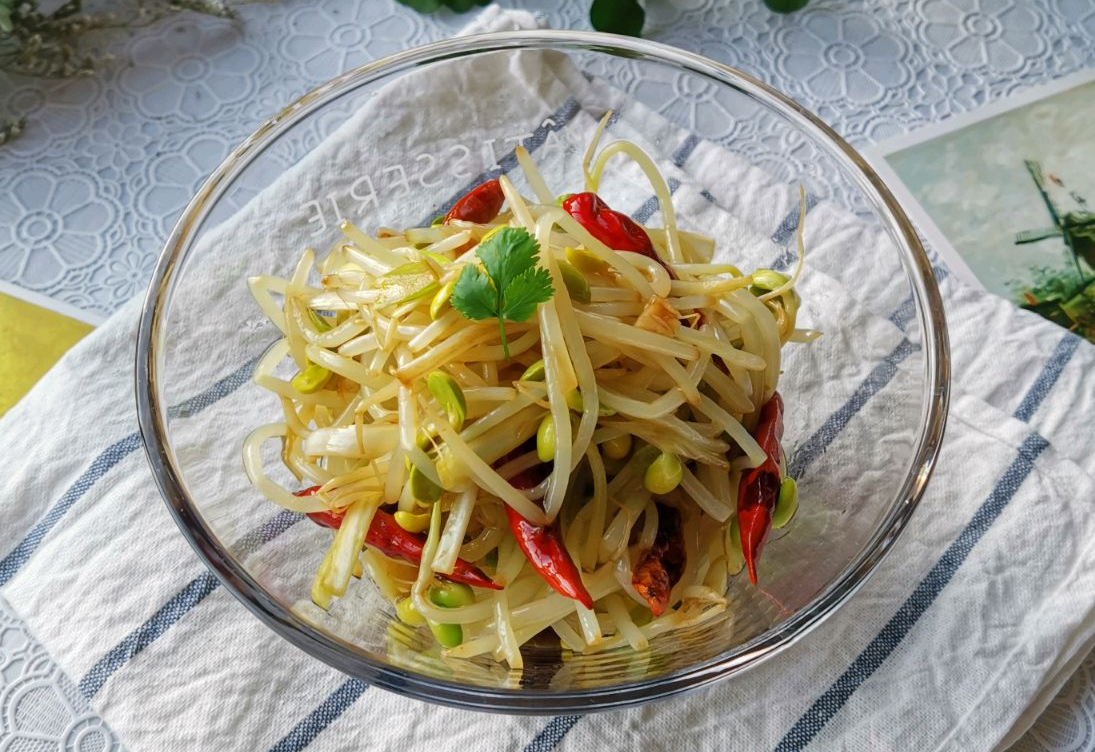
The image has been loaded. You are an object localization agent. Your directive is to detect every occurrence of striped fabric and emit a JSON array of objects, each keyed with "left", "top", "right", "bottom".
[{"left": 2, "top": 10, "right": 1095, "bottom": 751}]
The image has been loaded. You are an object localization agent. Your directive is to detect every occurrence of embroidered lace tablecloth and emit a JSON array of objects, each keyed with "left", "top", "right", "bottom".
[{"left": 2, "top": 1, "right": 1094, "bottom": 749}]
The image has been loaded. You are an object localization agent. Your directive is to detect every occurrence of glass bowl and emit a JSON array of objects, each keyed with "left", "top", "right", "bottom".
[{"left": 136, "top": 30, "right": 949, "bottom": 714}]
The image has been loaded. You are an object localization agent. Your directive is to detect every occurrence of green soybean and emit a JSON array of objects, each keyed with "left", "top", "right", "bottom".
[
  {"left": 558, "top": 260, "right": 592, "bottom": 304},
  {"left": 772, "top": 477, "right": 799, "bottom": 529},
  {"left": 565, "top": 389, "right": 614, "bottom": 415},
  {"left": 519, "top": 359, "right": 546, "bottom": 381},
  {"left": 429, "top": 621, "right": 462, "bottom": 648},
  {"left": 394, "top": 511, "right": 430, "bottom": 533},
  {"left": 601, "top": 434, "right": 632, "bottom": 461},
  {"left": 430, "top": 278, "right": 455, "bottom": 320},
  {"left": 395, "top": 597, "right": 425, "bottom": 627},
  {"left": 537, "top": 414, "right": 556, "bottom": 462},
  {"left": 726, "top": 517, "right": 745, "bottom": 576},
  {"left": 290, "top": 363, "right": 332, "bottom": 394},
  {"left": 643, "top": 452, "right": 683, "bottom": 495},
  {"left": 751, "top": 268, "right": 789, "bottom": 292},
  {"left": 428, "top": 582, "right": 475, "bottom": 609},
  {"left": 427, "top": 370, "right": 466, "bottom": 430},
  {"left": 409, "top": 464, "right": 443, "bottom": 503}
]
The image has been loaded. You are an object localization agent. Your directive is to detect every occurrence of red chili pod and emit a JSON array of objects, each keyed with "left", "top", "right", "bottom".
[
  {"left": 504, "top": 505, "right": 594, "bottom": 609},
  {"left": 632, "top": 504, "right": 686, "bottom": 616},
  {"left": 444, "top": 179, "right": 505, "bottom": 224},
  {"left": 295, "top": 488, "right": 501, "bottom": 591},
  {"left": 562, "top": 192, "right": 657, "bottom": 256},
  {"left": 736, "top": 393, "right": 785, "bottom": 585}
]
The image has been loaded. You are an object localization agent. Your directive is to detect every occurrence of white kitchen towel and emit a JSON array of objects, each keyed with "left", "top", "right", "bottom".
[{"left": 2, "top": 7, "right": 1095, "bottom": 752}]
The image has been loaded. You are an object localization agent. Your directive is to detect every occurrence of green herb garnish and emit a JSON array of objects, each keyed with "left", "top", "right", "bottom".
[
  {"left": 450, "top": 227, "right": 554, "bottom": 359},
  {"left": 589, "top": 0, "right": 645, "bottom": 36},
  {"left": 396, "top": 0, "right": 489, "bottom": 12},
  {"left": 763, "top": 0, "right": 811, "bottom": 12}
]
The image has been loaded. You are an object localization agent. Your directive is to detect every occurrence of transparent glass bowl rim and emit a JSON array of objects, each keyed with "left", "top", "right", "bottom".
[{"left": 135, "top": 30, "right": 950, "bottom": 714}]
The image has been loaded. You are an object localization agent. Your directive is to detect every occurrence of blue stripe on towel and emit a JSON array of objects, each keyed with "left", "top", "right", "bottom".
[
  {"left": 79, "top": 509, "right": 302, "bottom": 697},
  {"left": 1013, "top": 333, "right": 1080, "bottom": 422},
  {"left": 624, "top": 132, "right": 703, "bottom": 225},
  {"left": 167, "top": 356, "right": 259, "bottom": 419},
  {"left": 632, "top": 178, "right": 681, "bottom": 225},
  {"left": 672, "top": 134, "right": 700, "bottom": 167},
  {"left": 763, "top": 196, "right": 818, "bottom": 272},
  {"left": 0, "top": 432, "right": 143, "bottom": 587},
  {"left": 526, "top": 333, "right": 917, "bottom": 751},
  {"left": 772, "top": 433, "right": 1049, "bottom": 752},
  {"left": 888, "top": 296, "right": 915, "bottom": 332},
  {"left": 427, "top": 97, "right": 582, "bottom": 224},
  {"left": 787, "top": 338, "right": 917, "bottom": 478},
  {"left": 78, "top": 571, "right": 219, "bottom": 698},
  {"left": 0, "top": 358, "right": 257, "bottom": 588},
  {"left": 771, "top": 193, "right": 819, "bottom": 248},
  {"left": 523, "top": 715, "right": 583, "bottom": 752},
  {"left": 267, "top": 678, "right": 368, "bottom": 752},
  {"left": 533, "top": 428, "right": 1051, "bottom": 752},
  {"left": 768, "top": 311, "right": 1077, "bottom": 750}
]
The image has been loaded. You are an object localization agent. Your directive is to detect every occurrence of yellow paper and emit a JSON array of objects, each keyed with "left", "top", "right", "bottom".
[{"left": 0, "top": 293, "right": 93, "bottom": 417}]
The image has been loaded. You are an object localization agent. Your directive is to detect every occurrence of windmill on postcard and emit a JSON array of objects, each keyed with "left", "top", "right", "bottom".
[{"left": 1014, "top": 160, "right": 1095, "bottom": 337}]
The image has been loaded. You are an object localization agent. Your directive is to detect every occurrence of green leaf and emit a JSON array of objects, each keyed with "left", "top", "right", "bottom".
[
  {"left": 477, "top": 228, "right": 541, "bottom": 293},
  {"left": 589, "top": 0, "right": 645, "bottom": 36},
  {"left": 444, "top": 0, "right": 491, "bottom": 11},
  {"left": 450, "top": 265, "right": 497, "bottom": 321},
  {"left": 396, "top": 0, "right": 443, "bottom": 12},
  {"left": 396, "top": 0, "right": 488, "bottom": 12},
  {"left": 762, "top": 0, "right": 810, "bottom": 12},
  {"left": 502, "top": 268, "right": 555, "bottom": 323},
  {"left": 449, "top": 227, "right": 554, "bottom": 358}
]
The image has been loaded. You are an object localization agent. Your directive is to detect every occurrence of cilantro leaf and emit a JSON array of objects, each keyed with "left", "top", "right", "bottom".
[
  {"left": 477, "top": 227, "right": 542, "bottom": 293},
  {"left": 443, "top": 0, "right": 490, "bottom": 10},
  {"left": 396, "top": 0, "right": 490, "bottom": 13},
  {"left": 450, "top": 264, "right": 497, "bottom": 321},
  {"left": 763, "top": 0, "right": 810, "bottom": 12},
  {"left": 396, "top": 0, "right": 442, "bottom": 11},
  {"left": 502, "top": 268, "right": 555, "bottom": 323},
  {"left": 589, "top": 0, "right": 645, "bottom": 36},
  {"left": 448, "top": 227, "right": 555, "bottom": 358}
]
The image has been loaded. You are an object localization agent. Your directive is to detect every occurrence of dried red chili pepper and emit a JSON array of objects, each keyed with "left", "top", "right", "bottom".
[
  {"left": 562, "top": 191, "right": 678, "bottom": 283},
  {"left": 504, "top": 505, "right": 594, "bottom": 609},
  {"left": 737, "top": 392, "right": 784, "bottom": 585},
  {"left": 632, "top": 503, "right": 686, "bottom": 616},
  {"left": 303, "top": 508, "right": 345, "bottom": 530},
  {"left": 562, "top": 192, "right": 656, "bottom": 256},
  {"left": 444, "top": 179, "right": 505, "bottom": 224},
  {"left": 296, "top": 488, "right": 501, "bottom": 591},
  {"left": 501, "top": 459, "right": 594, "bottom": 609}
]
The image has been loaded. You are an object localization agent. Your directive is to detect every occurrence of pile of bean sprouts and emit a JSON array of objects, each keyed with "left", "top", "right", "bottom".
[{"left": 244, "top": 119, "right": 811, "bottom": 667}]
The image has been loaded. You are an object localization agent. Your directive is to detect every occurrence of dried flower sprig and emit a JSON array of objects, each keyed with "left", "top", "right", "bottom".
[{"left": 0, "top": 0, "right": 246, "bottom": 144}]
